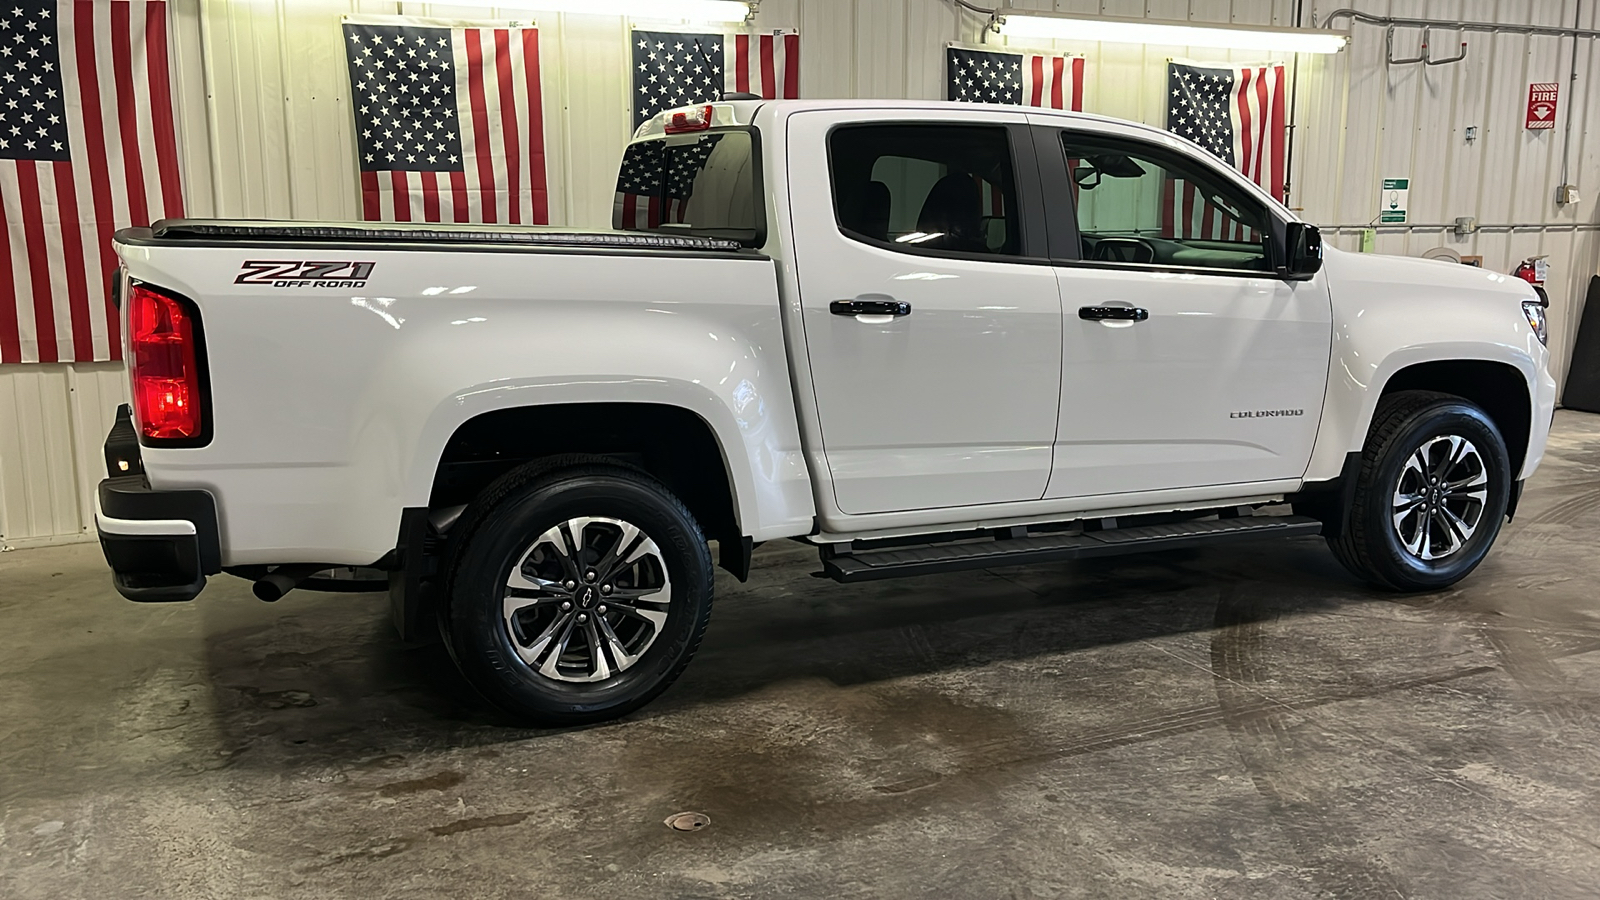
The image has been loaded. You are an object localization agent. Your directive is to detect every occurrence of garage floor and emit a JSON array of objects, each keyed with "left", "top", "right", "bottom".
[{"left": 3, "top": 413, "right": 1600, "bottom": 899}]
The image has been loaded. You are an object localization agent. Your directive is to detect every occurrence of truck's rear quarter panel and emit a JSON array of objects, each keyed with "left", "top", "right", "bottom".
[{"left": 115, "top": 234, "right": 813, "bottom": 566}]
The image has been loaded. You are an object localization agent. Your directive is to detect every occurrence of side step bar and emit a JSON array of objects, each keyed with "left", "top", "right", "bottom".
[{"left": 820, "top": 515, "right": 1323, "bottom": 583}]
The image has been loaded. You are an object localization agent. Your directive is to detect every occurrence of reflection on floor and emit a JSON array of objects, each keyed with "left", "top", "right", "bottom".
[{"left": 3, "top": 412, "right": 1600, "bottom": 899}]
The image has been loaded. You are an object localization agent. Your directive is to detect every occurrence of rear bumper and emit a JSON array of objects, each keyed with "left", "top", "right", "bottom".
[
  {"left": 96, "top": 406, "right": 221, "bottom": 602},
  {"left": 97, "top": 476, "right": 222, "bottom": 602}
]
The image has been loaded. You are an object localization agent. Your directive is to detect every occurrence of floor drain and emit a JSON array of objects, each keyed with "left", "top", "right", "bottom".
[{"left": 664, "top": 811, "right": 711, "bottom": 832}]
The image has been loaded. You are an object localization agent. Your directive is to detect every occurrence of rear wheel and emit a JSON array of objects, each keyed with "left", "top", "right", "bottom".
[
  {"left": 444, "top": 462, "right": 713, "bottom": 725},
  {"left": 1328, "top": 391, "right": 1511, "bottom": 591}
]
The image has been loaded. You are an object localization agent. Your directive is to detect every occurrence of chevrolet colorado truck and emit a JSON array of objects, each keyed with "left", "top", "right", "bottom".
[{"left": 100, "top": 100, "right": 1556, "bottom": 724}]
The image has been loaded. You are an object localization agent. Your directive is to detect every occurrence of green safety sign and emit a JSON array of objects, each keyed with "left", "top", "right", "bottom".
[{"left": 1379, "top": 178, "right": 1410, "bottom": 224}]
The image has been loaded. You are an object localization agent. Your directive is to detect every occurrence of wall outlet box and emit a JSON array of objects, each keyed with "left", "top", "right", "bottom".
[
  {"left": 1557, "top": 184, "right": 1581, "bottom": 205},
  {"left": 1454, "top": 216, "right": 1477, "bottom": 236}
]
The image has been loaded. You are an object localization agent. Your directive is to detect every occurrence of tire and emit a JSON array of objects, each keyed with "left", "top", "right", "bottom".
[
  {"left": 1328, "top": 390, "right": 1511, "bottom": 591},
  {"left": 443, "top": 460, "right": 713, "bottom": 725}
]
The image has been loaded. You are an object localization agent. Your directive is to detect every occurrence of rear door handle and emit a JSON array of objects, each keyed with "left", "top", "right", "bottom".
[
  {"left": 831, "top": 299, "right": 911, "bottom": 317},
  {"left": 1078, "top": 305, "right": 1148, "bottom": 322}
]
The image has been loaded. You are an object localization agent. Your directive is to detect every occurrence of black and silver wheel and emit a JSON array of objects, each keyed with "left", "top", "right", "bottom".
[
  {"left": 502, "top": 516, "right": 673, "bottom": 683},
  {"left": 444, "top": 461, "right": 713, "bottom": 725},
  {"left": 1328, "top": 390, "right": 1511, "bottom": 591},
  {"left": 1389, "top": 435, "right": 1491, "bottom": 562}
]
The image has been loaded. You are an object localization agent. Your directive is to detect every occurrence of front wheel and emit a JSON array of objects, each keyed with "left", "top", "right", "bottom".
[
  {"left": 443, "top": 462, "right": 714, "bottom": 725},
  {"left": 1328, "top": 391, "right": 1512, "bottom": 591}
]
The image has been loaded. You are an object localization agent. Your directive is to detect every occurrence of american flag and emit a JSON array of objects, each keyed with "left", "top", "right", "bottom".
[
  {"left": 343, "top": 16, "right": 547, "bottom": 224},
  {"left": 946, "top": 46, "right": 1084, "bottom": 110},
  {"left": 631, "top": 30, "right": 798, "bottom": 128},
  {"left": 0, "top": 0, "right": 182, "bottom": 365},
  {"left": 1163, "top": 61, "right": 1285, "bottom": 240},
  {"left": 613, "top": 134, "right": 721, "bottom": 230}
]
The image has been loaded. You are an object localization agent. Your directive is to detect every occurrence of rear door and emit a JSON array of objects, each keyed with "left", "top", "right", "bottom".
[
  {"left": 1032, "top": 121, "right": 1332, "bottom": 499},
  {"left": 786, "top": 110, "right": 1062, "bottom": 515}
]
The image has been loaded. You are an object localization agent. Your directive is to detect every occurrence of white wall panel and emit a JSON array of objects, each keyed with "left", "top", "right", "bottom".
[
  {"left": 4, "top": 0, "right": 1598, "bottom": 543},
  {"left": 0, "top": 364, "right": 126, "bottom": 547}
]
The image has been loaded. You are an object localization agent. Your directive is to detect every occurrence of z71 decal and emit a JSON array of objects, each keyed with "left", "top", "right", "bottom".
[{"left": 235, "top": 261, "right": 375, "bottom": 288}]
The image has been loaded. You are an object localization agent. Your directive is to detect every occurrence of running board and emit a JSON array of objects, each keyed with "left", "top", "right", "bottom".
[{"left": 819, "top": 515, "right": 1323, "bottom": 583}]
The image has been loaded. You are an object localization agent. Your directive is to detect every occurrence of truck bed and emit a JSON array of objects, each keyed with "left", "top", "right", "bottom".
[
  {"left": 111, "top": 217, "right": 809, "bottom": 567},
  {"left": 121, "top": 219, "right": 752, "bottom": 255}
]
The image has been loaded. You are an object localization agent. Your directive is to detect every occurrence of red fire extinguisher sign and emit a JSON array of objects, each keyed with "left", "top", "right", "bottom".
[{"left": 1527, "top": 83, "right": 1559, "bottom": 130}]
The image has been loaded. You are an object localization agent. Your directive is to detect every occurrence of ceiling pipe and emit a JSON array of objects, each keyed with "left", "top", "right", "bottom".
[{"left": 1320, "top": 8, "right": 1600, "bottom": 40}]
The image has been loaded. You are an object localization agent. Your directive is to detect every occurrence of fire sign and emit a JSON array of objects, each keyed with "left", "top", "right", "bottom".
[{"left": 1527, "top": 83, "right": 1559, "bottom": 130}]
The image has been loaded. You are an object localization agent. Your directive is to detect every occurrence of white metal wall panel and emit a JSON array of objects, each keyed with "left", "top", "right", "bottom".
[
  {"left": 0, "top": 364, "right": 126, "bottom": 546},
  {"left": 4, "top": 0, "right": 1598, "bottom": 543}
]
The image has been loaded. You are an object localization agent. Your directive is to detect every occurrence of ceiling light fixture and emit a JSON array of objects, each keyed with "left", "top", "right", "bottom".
[
  {"left": 994, "top": 9, "right": 1349, "bottom": 54},
  {"left": 484, "top": 0, "right": 750, "bottom": 23}
]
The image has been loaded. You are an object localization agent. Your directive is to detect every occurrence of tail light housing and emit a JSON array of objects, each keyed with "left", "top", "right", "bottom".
[{"left": 129, "top": 282, "right": 209, "bottom": 444}]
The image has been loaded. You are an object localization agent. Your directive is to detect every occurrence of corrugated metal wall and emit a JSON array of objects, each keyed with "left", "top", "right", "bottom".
[{"left": 3, "top": 0, "right": 1596, "bottom": 545}]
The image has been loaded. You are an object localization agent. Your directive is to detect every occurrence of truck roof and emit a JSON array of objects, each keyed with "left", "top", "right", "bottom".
[
  {"left": 629, "top": 98, "right": 1295, "bottom": 221},
  {"left": 631, "top": 98, "right": 1168, "bottom": 143}
]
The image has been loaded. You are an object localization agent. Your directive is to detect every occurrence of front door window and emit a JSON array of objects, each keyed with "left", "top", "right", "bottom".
[{"left": 1062, "top": 134, "right": 1272, "bottom": 273}]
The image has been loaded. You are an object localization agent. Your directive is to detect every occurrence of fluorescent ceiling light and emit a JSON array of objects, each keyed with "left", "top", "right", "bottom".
[
  {"left": 484, "top": 0, "right": 750, "bottom": 22},
  {"left": 996, "top": 10, "right": 1348, "bottom": 54}
]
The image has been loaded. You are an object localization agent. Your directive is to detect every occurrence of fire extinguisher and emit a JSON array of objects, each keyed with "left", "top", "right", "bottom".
[
  {"left": 1513, "top": 255, "right": 1549, "bottom": 286},
  {"left": 1513, "top": 256, "right": 1551, "bottom": 307}
]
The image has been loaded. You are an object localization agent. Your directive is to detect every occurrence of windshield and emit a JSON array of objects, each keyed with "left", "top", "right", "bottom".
[{"left": 612, "top": 130, "right": 759, "bottom": 245}]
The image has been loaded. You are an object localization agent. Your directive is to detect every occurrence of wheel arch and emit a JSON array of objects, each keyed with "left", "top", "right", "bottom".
[
  {"left": 1304, "top": 339, "right": 1541, "bottom": 484},
  {"left": 428, "top": 402, "right": 744, "bottom": 556},
  {"left": 1378, "top": 359, "right": 1532, "bottom": 478}
]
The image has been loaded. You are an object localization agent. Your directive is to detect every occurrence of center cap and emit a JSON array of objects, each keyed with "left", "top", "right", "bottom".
[{"left": 577, "top": 586, "right": 598, "bottom": 609}]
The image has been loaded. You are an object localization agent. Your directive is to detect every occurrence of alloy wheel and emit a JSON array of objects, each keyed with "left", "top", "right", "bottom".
[
  {"left": 501, "top": 516, "right": 672, "bottom": 683},
  {"left": 1390, "top": 435, "right": 1490, "bottom": 562}
]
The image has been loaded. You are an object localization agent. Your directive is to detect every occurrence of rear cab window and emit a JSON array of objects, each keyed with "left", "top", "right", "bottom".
[{"left": 612, "top": 129, "right": 762, "bottom": 245}]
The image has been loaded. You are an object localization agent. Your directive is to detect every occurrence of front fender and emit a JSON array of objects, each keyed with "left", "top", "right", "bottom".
[{"left": 1305, "top": 248, "right": 1554, "bottom": 482}]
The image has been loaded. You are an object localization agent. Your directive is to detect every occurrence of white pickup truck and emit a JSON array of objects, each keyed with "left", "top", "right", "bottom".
[{"left": 101, "top": 99, "right": 1556, "bottom": 724}]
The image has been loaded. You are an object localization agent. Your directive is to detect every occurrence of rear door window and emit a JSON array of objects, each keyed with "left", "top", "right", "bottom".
[{"left": 829, "top": 124, "right": 1021, "bottom": 258}]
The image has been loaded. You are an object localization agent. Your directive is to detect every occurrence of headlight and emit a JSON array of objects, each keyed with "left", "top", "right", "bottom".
[{"left": 1522, "top": 301, "right": 1549, "bottom": 346}]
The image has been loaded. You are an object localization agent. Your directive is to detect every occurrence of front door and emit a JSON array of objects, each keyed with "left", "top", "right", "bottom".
[
  {"left": 1035, "top": 123, "right": 1331, "bottom": 499},
  {"left": 787, "top": 111, "right": 1062, "bottom": 515}
]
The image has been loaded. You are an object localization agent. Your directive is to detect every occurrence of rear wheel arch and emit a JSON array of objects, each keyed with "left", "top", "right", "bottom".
[{"left": 428, "top": 402, "right": 743, "bottom": 559}]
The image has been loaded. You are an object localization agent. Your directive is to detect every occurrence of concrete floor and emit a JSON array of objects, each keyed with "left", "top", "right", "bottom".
[{"left": 3, "top": 414, "right": 1600, "bottom": 899}]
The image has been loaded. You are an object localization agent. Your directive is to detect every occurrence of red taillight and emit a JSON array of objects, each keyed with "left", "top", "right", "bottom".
[
  {"left": 129, "top": 283, "right": 204, "bottom": 441},
  {"left": 663, "top": 104, "right": 714, "bottom": 134}
]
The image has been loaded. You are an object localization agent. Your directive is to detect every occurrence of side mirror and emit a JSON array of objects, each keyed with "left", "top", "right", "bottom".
[
  {"left": 1281, "top": 222, "right": 1323, "bottom": 281},
  {"left": 1072, "top": 166, "right": 1101, "bottom": 190}
]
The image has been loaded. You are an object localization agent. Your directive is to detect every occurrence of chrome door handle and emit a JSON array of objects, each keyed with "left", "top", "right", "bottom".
[
  {"left": 1078, "top": 305, "right": 1148, "bottom": 322},
  {"left": 831, "top": 299, "right": 911, "bottom": 317}
]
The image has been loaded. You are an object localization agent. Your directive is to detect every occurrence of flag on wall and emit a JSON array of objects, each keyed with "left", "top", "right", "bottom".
[
  {"left": 631, "top": 30, "right": 799, "bottom": 128},
  {"left": 342, "top": 15, "right": 547, "bottom": 225},
  {"left": 1162, "top": 60, "right": 1285, "bottom": 239},
  {"left": 0, "top": 0, "right": 183, "bottom": 365},
  {"left": 945, "top": 46, "right": 1084, "bottom": 110}
]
